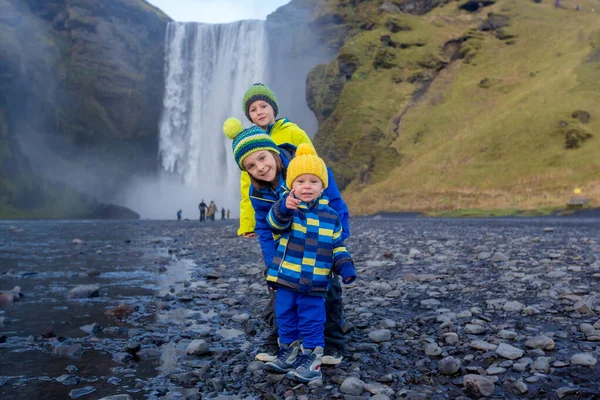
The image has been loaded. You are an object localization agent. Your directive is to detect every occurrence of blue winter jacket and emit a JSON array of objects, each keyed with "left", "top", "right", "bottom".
[{"left": 249, "top": 144, "right": 350, "bottom": 268}]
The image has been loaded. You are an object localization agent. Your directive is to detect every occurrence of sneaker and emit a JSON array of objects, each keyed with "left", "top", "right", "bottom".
[
  {"left": 255, "top": 343, "right": 279, "bottom": 362},
  {"left": 264, "top": 340, "right": 300, "bottom": 373},
  {"left": 321, "top": 348, "right": 343, "bottom": 365},
  {"left": 287, "top": 346, "right": 323, "bottom": 383}
]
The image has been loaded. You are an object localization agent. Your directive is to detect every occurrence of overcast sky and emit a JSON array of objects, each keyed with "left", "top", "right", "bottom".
[{"left": 146, "top": 0, "right": 291, "bottom": 23}]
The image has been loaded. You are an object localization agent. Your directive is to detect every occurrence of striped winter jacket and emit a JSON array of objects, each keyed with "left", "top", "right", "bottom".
[
  {"left": 265, "top": 193, "right": 356, "bottom": 295},
  {"left": 249, "top": 144, "right": 350, "bottom": 269}
]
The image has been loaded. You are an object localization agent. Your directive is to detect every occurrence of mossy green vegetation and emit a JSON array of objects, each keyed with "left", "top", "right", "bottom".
[{"left": 309, "top": 0, "right": 600, "bottom": 215}]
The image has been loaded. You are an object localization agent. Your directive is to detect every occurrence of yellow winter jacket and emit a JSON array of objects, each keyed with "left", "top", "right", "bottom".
[{"left": 238, "top": 118, "right": 313, "bottom": 235}]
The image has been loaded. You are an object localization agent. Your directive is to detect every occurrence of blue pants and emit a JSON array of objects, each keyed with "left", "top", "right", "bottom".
[{"left": 276, "top": 287, "right": 326, "bottom": 349}]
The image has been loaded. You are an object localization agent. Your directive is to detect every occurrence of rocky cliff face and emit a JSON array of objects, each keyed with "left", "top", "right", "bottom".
[{"left": 0, "top": 0, "right": 170, "bottom": 216}]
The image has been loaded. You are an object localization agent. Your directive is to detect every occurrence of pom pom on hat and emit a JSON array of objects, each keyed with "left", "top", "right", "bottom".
[
  {"left": 286, "top": 144, "right": 328, "bottom": 189},
  {"left": 223, "top": 118, "right": 244, "bottom": 139}
]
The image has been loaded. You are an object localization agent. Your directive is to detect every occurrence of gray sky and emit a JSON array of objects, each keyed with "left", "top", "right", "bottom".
[{"left": 146, "top": 0, "right": 291, "bottom": 23}]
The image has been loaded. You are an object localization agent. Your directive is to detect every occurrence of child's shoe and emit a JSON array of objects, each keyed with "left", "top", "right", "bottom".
[
  {"left": 287, "top": 346, "right": 323, "bottom": 382},
  {"left": 264, "top": 340, "right": 300, "bottom": 373}
]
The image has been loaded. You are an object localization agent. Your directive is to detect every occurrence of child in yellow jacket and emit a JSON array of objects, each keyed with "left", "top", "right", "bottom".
[{"left": 238, "top": 83, "right": 313, "bottom": 237}]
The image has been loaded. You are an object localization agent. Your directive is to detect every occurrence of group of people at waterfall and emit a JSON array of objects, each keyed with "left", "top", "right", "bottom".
[
  {"left": 175, "top": 202, "right": 230, "bottom": 221},
  {"left": 223, "top": 83, "right": 357, "bottom": 383}
]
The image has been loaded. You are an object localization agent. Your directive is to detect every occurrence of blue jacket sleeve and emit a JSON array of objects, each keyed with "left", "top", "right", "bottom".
[
  {"left": 323, "top": 166, "right": 351, "bottom": 240},
  {"left": 250, "top": 195, "right": 277, "bottom": 269},
  {"left": 332, "top": 217, "right": 356, "bottom": 284},
  {"left": 267, "top": 195, "right": 295, "bottom": 233}
]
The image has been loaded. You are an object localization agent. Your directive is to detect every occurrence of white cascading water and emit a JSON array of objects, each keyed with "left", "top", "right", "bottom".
[{"left": 157, "top": 21, "right": 267, "bottom": 217}]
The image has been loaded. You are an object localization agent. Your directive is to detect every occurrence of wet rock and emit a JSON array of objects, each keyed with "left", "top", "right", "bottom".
[
  {"left": 98, "top": 396, "right": 133, "bottom": 400},
  {"left": 105, "top": 304, "right": 135, "bottom": 320},
  {"left": 186, "top": 339, "right": 210, "bottom": 356},
  {"left": 80, "top": 323, "right": 103, "bottom": 335},
  {"left": 69, "top": 386, "right": 96, "bottom": 399},
  {"left": 54, "top": 344, "right": 83, "bottom": 357},
  {"left": 123, "top": 340, "right": 141, "bottom": 354},
  {"left": 57, "top": 374, "right": 80, "bottom": 385},
  {"left": 68, "top": 285, "right": 100, "bottom": 299},
  {"left": 0, "top": 286, "right": 23, "bottom": 303},
  {"left": 112, "top": 352, "right": 132, "bottom": 363}
]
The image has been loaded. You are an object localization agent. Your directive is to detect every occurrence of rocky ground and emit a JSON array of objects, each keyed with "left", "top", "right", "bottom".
[{"left": 2, "top": 216, "right": 600, "bottom": 399}]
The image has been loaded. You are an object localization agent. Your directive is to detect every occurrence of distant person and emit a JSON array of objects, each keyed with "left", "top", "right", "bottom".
[
  {"left": 262, "top": 144, "right": 357, "bottom": 382},
  {"left": 221, "top": 207, "right": 226, "bottom": 220},
  {"left": 226, "top": 209, "right": 230, "bottom": 219},
  {"left": 207, "top": 201, "right": 217, "bottom": 221},
  {"left": 198, "top": 199, "right": 207, "bottom": 222},
  {"left": 236, "top": 83, "right": 314, "bottom": 238},
  {"left": 177, "top": 209, "right": 182, "bottom": 221}
]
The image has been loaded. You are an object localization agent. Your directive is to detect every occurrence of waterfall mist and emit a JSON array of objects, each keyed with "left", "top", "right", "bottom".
[{"left": 121, "top": 20, "right": 267, "bottom": 219}]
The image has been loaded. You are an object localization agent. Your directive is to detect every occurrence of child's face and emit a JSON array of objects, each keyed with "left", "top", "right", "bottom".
[
  {"left": 248, "top": 100, "right": 275, "bottom": 128},
  {"left": 291, "top": 174, "right": 324, "bottom": 203},
  {"left": 242, "top": 150, "right": 278, "bottom": 183}
]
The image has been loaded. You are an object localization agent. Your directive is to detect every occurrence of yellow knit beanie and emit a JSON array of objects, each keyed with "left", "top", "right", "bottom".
[{"left": 286, "top": 143, "right": 328, "bottom": 189}]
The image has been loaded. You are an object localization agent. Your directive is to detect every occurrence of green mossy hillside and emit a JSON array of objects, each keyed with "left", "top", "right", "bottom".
[{"left": 308, "top": 0, "right": 600, "bottom": 214}]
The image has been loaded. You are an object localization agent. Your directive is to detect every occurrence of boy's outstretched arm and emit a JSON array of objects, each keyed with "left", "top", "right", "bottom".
[{"left": 267, "top": 193, "right": 296, "bottom": 233}]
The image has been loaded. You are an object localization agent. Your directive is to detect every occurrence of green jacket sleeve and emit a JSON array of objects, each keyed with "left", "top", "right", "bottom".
[{"left": 238, "top": 171, "right": 256, "bottom": 235}]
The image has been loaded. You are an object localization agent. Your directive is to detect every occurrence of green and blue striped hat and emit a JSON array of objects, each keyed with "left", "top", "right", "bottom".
[
  {"left": 222, "top": 118, "right": 280, "bottom": 170},
  {"left": 242, "top": 83, "right": 279, "bottom": 122}
]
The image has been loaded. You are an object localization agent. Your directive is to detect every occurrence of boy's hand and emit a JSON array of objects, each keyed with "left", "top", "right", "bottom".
[{"left": 285, "top": 189, "right": 301, "bottom": 210}]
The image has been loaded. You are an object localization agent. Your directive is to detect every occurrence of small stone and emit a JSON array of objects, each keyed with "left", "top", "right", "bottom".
[
  {"left": 442, "top": 332, "right": 459, "bottom": 345},
  {"left": 438, "top": 356, "right": 462, "bottom": 375},
  {"left": 463, "top": 374, "right": 495, "bottom": 397},
  {"left": 369, "top": 329, "right": 392, "bottom": 343},
  {"left": 491, "top": 252, "right": 509, "bottom": 262},
  {"left": 503, "top": 301, "right": 525, "bottom": 312},
  {"left": 340, "top": 377, "right": 365, "bottom": 396},
  {"left": 525, "top": 334, "right": 555, "bottom": 350},
  {"left": 186, "top": 339, "right": 210, "bottom": 356},
  {"left": 470, "top": 340, "right": 497, "bottom": 351},
  {"left": 497, "top": 330, "right": 517, "bottom": 340},
  {"left": 570, "top": 353, "right": 597, "bottom": 366},
  {"left": 464, "top": 324, "right": 486, "bottom": 334},
  {"left": 496, "top": 343, "right": 524, "bottom": 360},
  {"left": 424, "top": 343, "right": 442, "bottom": 356}
]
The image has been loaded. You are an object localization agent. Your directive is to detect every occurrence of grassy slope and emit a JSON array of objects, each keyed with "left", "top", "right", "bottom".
[{"left": 337, "top": 0, "right": 600, "bottom": 214}]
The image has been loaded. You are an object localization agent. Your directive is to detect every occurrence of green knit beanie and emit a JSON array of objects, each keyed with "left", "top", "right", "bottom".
[{"left": 242, "top": 83, "right": 279, "bottom": 122}]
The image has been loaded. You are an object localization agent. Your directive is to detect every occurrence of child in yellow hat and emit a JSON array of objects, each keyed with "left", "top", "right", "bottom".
[{"left": 263, "top": 143, "right": 357, "bottom": 383}]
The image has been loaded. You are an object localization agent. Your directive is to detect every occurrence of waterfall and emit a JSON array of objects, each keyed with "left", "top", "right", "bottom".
[{"left": 158, "top": 21, "right": 267, "bottom": 212}]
